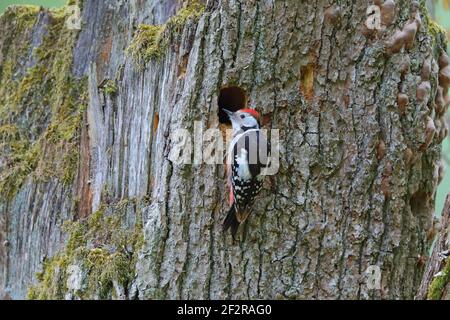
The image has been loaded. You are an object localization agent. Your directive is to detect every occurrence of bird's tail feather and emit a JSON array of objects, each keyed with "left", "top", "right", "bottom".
[{"left": 223, "top": 206, "right": 239, "bottom": 239}]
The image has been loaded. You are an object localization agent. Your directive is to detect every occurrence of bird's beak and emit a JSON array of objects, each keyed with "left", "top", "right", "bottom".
[{"left": 223, "top": 109, "right": 234, "bottom": 119}]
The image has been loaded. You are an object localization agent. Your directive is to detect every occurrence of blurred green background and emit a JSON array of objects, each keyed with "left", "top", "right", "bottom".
[{"left": 0, "top": 0, "right": 449, "bottom": 215}]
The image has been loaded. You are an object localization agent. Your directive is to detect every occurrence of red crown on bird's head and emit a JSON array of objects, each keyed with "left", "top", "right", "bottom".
[{"left": 240, "top": 108, "right": 260, "bottom": 119}]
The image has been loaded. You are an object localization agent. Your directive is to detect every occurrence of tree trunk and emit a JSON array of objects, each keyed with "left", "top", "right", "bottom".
[
  {"left": 417, "top": 194, "right": 450, "bottom": 299},
  {"left": 0, "top": 0, "right": 448, "bottom": 300}
]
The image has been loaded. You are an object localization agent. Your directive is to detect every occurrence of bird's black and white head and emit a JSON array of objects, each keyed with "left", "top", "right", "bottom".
[{"left": 224, "top": 108, "right": 260, "bottom": 133}]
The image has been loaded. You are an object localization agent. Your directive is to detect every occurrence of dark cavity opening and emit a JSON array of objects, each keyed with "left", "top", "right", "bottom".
[
  {"left": 218, "top": 86, "right": 247, "bottom": 124},
  {"left": 410, "top": 190, "right": 429, "bottom": 218}
]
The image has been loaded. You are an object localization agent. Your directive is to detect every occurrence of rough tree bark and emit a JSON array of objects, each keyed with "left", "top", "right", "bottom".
[
  {"left": 417, "top": 195, "right": 450, "bottom": 300},
  {"left": 0, "top": 0, "right": 449, "bottom": 300}
]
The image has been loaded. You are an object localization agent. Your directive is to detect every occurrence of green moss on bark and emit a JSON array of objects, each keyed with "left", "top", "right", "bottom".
[
  {"left": 0, "top": 5, "right": 88, "bottom": 199},
  {"left": 27, "top": 198, "right": 146, "bottom": 300},
  {"left": 0, "top": 5, "right": 40, "bottom": 29},
  {"left": 102, "top": 80, "right": 118, "bottom": 95},
  {"left": 427, "top": 258, "right": 450, "bottom": 300},
  {"left": 420, "top": 1, "right": 448, "bottom": 49}
]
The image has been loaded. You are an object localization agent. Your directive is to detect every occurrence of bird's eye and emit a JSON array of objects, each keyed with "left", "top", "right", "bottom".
[{"left": 240, "top": 114, "right": 246, "bottom": 119}]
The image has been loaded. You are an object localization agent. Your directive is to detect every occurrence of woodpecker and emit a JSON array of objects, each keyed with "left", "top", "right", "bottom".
[{"left": 223, "top": 108, "right": 271, "bottom": 238}]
